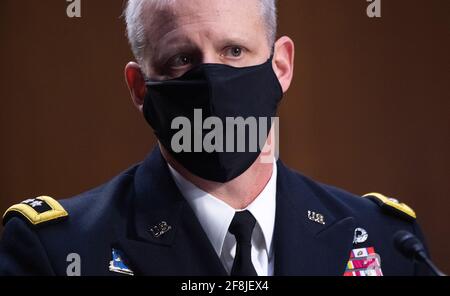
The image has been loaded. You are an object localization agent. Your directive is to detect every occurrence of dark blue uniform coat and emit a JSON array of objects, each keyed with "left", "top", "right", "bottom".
[{"left": 0, "top": 148, "right": 431, "bottom": 275}]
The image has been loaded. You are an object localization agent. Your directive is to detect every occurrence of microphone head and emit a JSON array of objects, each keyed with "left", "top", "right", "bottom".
[{"left": 393, "top": 230, "right": 426, "bottom": 260}]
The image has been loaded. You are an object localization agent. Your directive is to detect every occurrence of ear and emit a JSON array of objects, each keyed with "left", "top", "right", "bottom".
[
  {"left": 124, "top": 62, "right": 147, "bottom": 112},
  {"left": 272, "top": 36, "right": 295, "bottom": 93}
]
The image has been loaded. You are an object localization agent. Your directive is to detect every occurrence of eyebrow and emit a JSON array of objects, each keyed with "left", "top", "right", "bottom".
[
  {"left": 153, "top": 33, "right": 253, "bottom": 56},
  {"left": 217, "top": 36, "right": 253, "bottom": 48}
]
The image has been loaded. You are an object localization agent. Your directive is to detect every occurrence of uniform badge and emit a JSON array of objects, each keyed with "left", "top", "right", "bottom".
[
  {"left": 109, "top": 249, "right": 134, "bottom": 276},
  {"left": 343, "top": 247, "right": 383, "bottom": 276},
  {"left": 3, "top": 195, "right": 68, "bottom": 226},
  {"left": 353, "top": 227, "right": 368, "bottom": 245},
  {"left": 363, "top": 192, "right": 416, "bottom": 221},
  {"left": 150, "top": 221, "right": 172, "bottom": 238},
  {"left": 307, "top": 210, "right": 325, "bottom": 225}
]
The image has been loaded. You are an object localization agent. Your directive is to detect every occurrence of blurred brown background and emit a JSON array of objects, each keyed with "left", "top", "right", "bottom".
[{"left": 1, "top": 0, "right": 449, "bottom": 273}]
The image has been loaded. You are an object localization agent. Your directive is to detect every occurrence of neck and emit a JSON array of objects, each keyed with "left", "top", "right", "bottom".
[{"left": 160, "top": 144, "right": 273, "bottom": 210}]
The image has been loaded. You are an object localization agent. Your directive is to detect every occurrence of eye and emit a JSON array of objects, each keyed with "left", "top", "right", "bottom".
[
  {"left": 223, "top": 46, "right": 244, "bottom": 58},
  {"left": 167, "top": 54, "right": 193, "bottom": 68}
]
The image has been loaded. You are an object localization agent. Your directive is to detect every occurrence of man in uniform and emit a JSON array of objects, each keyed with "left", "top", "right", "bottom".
[{"left": 0, "top": 0, "right": 432, "bottom": 276}]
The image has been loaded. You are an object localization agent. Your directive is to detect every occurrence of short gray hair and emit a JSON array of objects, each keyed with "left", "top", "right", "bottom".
[{"left": 124, "top": 0, "right": 277, "bottom": 64}]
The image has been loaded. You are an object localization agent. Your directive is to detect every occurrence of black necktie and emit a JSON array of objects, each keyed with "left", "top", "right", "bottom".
[{"left": 228, "top": 210, "right": 258, "bottom": 276}]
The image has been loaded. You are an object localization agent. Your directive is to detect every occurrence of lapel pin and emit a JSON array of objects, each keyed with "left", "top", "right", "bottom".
[
  {"left": 353, "top": 227, "right": 368, "bottom": 244},
  {"left": 109, "top": 248, "right": 134, "bottom": 276},
  {"left": 308, "top": 210, "right": 326, "bottom": 225},
  {"left": 150, "top": 221, "right": 172, "bottom": 238}
]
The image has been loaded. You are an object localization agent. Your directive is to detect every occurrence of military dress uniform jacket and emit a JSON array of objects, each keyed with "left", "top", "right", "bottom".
[{"left": 0, "top": 148, "right": 431, "bottom": 276}]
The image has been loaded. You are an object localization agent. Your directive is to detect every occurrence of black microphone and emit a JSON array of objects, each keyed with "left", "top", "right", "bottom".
[{"left": 394, "top": 230, "right": 446, "bottom": 276}]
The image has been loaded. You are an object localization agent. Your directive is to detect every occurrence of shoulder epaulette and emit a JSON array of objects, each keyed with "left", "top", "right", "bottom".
[
  {"left": 363, "top": 192, "right": 416, "bottom": 221},
  {"left": 2, "top": 196, "right": 68, "bottom": 226}
]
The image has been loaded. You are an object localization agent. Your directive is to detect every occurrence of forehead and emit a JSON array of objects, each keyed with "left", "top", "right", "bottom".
[{"left": 141, "top": 0, "right": 265, "bottom": 51}]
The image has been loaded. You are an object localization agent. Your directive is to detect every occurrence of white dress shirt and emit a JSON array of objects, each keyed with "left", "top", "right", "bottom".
[{"left": 167, "top": 161, "right": 277, "bottom": 276}]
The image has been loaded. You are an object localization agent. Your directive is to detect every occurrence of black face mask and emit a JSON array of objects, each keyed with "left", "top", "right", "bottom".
[{"left": 143, "top": 56, "right": 283, "bottom": 182}]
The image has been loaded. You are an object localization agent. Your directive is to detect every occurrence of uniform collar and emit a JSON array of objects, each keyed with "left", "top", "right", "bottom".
[
  {"left": 272, "top": 161, "right": 356, "bottom": 275},
  {"left": 116, "top": 147, "right": 228, "bottom": 275},
  {"left": 168, "top": 160, "right": 277, "bottom": 260}
]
